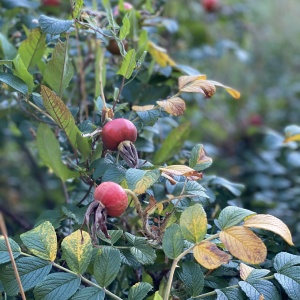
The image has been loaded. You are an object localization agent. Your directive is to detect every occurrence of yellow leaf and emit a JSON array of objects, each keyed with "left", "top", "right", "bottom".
[
  {"left": 219, "top": 226, "right": 267, "bottom": 264},
  {"left": 61, "top": 230, "right": 93, "bottom": 274},
  {"left": 178, "top": 75, "right": 207, "bottom": 90},
  {"left": 284, "top": 134, "right": 300, "bottom": 143},
  {"left": 239, "top": 263, "right": 254, "bottom": 281},
  {"left": 194, "top": 241, "right": 231, "bottom": 269},
  {"left": 157, "top": 203, "right": 164, "bottom": 214},
  {"left": 132, "top": 105, "right": 155, "bottom": 111},
  {"left": 243, "top": 214, "right": 294, "bottom": 246},
  {"left": 180, "top": 204, "right": 207, "bottom": 243},
  {"left": 157, "top": 97, "right": 186, "bottom": 116},
  {"left": 209, "top": 80, "right": 240, "bottom": 99},
  {"left": 148, "top": 41, "right": 176, "bottom": 67}
]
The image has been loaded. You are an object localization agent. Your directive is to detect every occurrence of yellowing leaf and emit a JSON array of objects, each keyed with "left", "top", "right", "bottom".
[
  {"left": 209, "top": 80, "right": 241, "bottom": 99},
  {"left": 180, "top": 80, "right": 216, "bottom": 97},
  {"left": 194, "top": 241, "right": 231, "bottom": 269},
  {"left": 156, "top": 97, "right": 186, "bottom": 116},
  {"left": 180, "top": 204, "right": 207, "bottom": 243},
  {"left": 284, "top": 134, "right": 300, "bottom": 143},
  {"left": 240, "top": 263, "right": 254, "bottom": 281},
  {"left": 219, "top": 226, "right": 267, "bottom": 264},
  {"left": 61, "top": 230, "right": 93, "bottom": 274},
  {"left": 132, "top": 105, "right": 155, "bottom": 111},
  {"left": 178, "top": 75, "right": 207, "bottom": 90},
  {"left": 148, "top": 41, "right": 176, "bottom": 67},
  {"left": 243, "top": 214, "right": 294, "bottom": 246}
]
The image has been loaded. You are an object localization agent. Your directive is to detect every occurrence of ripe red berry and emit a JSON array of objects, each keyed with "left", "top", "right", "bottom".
[
  {"left": 201, "top": 0, "right": 219, "bottom": 12},
  {"left": 94, "top": 182, "right": 128, "bottom": 217},
  {"left": 102, "top": 118, "right": 137, "bottom": 151}
]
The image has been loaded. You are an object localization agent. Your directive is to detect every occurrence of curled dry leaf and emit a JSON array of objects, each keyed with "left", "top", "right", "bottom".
[
  {"left": 178, "top": 75, "right": 207, "bottom": 90},
  {"left": 156, "top": 97, "right": 186, "bottom": 116},
  {"left": 180, "top": 80, "right": 216, "bottom": 97},
  {"left": 160, "top": 165, "right": 202, "bottom": 181}
]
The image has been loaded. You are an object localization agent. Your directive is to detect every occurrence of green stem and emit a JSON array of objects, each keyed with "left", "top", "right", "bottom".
[{"left": 163, "top": 233, "right": 220, "bottom": 300}]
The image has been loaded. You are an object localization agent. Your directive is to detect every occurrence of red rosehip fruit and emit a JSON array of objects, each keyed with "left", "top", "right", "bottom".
[
  {"left": 42, "top": 0, "right": 60, "bottom": 6},
  {"left": 201, "top": 0, "right": 219, "bottom": 12},
  {"left": 102, "top": 118, "right": 137, "bottom": 151},
  {"left": 94, "top": 182, "right": 128, "bottom": 217}
]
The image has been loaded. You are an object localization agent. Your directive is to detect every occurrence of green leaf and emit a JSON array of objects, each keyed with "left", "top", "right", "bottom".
[
  {"left": 239, "top": 280, "right": 280, "bottom": 300},
  {"left": 0, "top": 72, "right": 28, "bottom": 94},
  {"left": 246, "top": 269, "right": 270, "bottom": 282},
  {"left": 37, "top": 123, "right": 78, "bottom": 181},
  {"left": 34, "top": 273, "right": 81, "bottom": 300},
  {"left": 128, "top": 282, "right": 152, "bottom": 300},
  {"left": 126, "top": 168, "right": 160, "bottom": 195},
  {"left": 274, "top": 253, "right": 300, "bottom": 300},
  {"left": 20, "top": 221, "right": 57, "bottom": 261},
  {"left": 12, "top": 55, "right": 34, "bottom": 93},
  {"left": 153, "top": 291, "right": 163, "bottom": 300},
  {"left": 0, "top": 236, "right": 21, "bottom": 264},
  {"left": 35, "top": 208, "right": 64, "bottom": 229},
  {"left": 94, "top": 247, "right": 121, "bottom": 287},
  {"left": 72, "top": 287, "right": 105, "bottom": 300},
  {"left": 125, "top": 233, "right": 156, "bottom": 265},
  {"left": 216, "top": 288, "right": 246, "bottom": 300},
  {"left": 41, "top": 85, "right": 91, "bottom": 159},
  {"left": 274, "top": 252, "right": 300, "bottom": 272},
  {"left": 0, "top": 257, "right": 52, "bottom": 296},
  {"left": 189, "top": 144, "right": 213, "bottom": 171},
  {"left": 183, "top": 181, "right": 208, "bottom": 200},
  {"left": 217, "top": 206, "right": 255, "bottom": 230},
  {"left": 61, "top": 230, "right": 93, "bottom": 274},
  {"left": 162, "top": 224, "right": 184, "bottom": 259},
  {"left": 275, "top": 269, "right": 300, "bottom": 300},
  {"left": 0, "top": 33, "right": 17, "bottom": 59},
  {"left": 39, "top": 15, "right": 74, "bottom": 35},
  {"left": 180, "top": 203, "right": 207, "bottom": 244},
  {"left": 117, "top": 49, "right": 136, "bottom": 79},
  {"left": 178, "top": 262, "right": 204, "bottom": 297},
  {"left": 102, "top": 165, "right": 126, "bottom": 183},
  {"left": 137, "top": 30, "right": 148, "bottom": 56},
  {"left": 61, "top": 205, "right": 87, "bottom": 224},
  {"left": 210, "top": 176, "right": 245, "bottom": 196},
  {"left": 153, "top": 122, "right": 190, "bottom": 164},
  {"left": 72, "top": 0, "right": 84, "bottom": 19},
  {"left": 119, "top": 16, "right": 131, "bottom": 40},
  {"left": 43, "top": 41, "right": 74, "bottom": 96},
  {"left": 136, "top": 109, "right": 161, "bottom": 126},
  {"left": 98, "top": 230, "right": 124, "bottom": 245},
  {"left": 18, "top": 28, "right": 46, "bottom": 69}
]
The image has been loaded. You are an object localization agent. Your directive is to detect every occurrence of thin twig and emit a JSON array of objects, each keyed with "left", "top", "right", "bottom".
[
  {"left": 163, "top": 233, "right": 220, "bottom": 300},
  {"left": 77, "top": 184, "right": 93, "bottom": 206},
  {"left": 0, "top": 213, "right": 26, "bottom": 300},
  {"left": 61, "top": 180, "right": 70, "bottom": 204}
]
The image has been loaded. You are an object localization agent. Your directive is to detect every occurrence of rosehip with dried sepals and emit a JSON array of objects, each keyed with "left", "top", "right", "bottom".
[
  {"left": 94, "top": 182, "right": 128, "bottom": 217},
  {"left": 102, "top": 118, "right": 137, "bottom": 151}
]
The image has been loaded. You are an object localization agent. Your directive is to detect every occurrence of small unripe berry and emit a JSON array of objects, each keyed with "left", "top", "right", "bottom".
[{"left": 94, "top": 182, "right": 128, "bottom": 217}]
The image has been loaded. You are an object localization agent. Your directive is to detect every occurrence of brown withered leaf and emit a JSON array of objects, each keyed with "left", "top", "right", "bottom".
[
  {"left": 178, "top": 75, "right": 207, "bottom": 90},
  {"left": 132, "top": 105, "right": 155, "bottom": 111},
  {"left": 194, "top": 241, "right": 231, "bottom": 269},
  {"left": 144, "top": 195, "right": 157, "bottom": 215},
  {"left": 157, "top": 97, "right": 186, "bottom": 116}
]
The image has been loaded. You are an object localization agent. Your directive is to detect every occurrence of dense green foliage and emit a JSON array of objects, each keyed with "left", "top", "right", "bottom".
[{"left": 0, "top": 0, "right": 300, "bottom": 299}]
